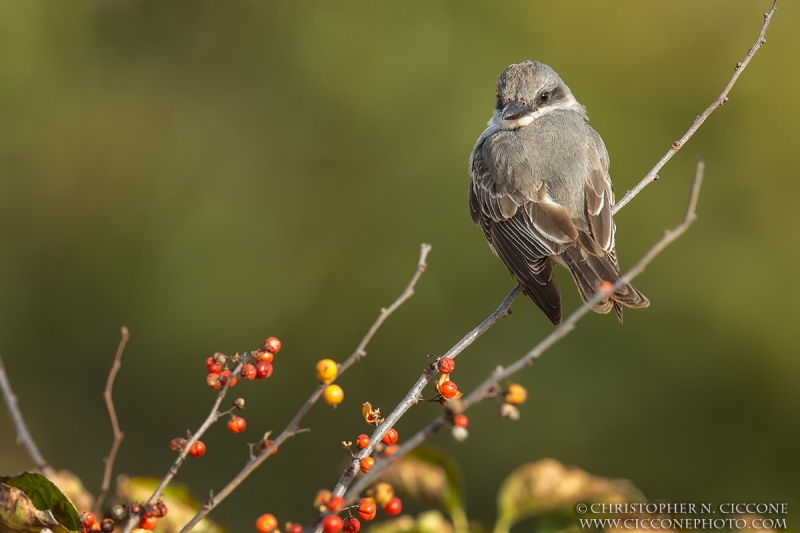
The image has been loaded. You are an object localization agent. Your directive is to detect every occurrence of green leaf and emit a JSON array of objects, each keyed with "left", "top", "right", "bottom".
[{"left": 0, "top": 472, "right": 79, "bottom": 532}]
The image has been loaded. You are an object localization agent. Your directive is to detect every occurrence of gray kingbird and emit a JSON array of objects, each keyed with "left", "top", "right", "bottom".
[{"left": 469, "top": 60, "right": 649, "bottom": 325}]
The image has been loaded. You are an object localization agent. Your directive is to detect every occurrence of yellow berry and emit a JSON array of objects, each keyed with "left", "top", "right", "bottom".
[
  {"left": 370, "top": 482, "right": 394, "bottom": 506},
  {"left": 324, "top": 384, "right": 344, "bottom": 406},
  {"left": 504, "top": 383, "right": 527, "bottom": 405},
  {"left": 316, "top": 359, "right": 338, "bottom": 383}
]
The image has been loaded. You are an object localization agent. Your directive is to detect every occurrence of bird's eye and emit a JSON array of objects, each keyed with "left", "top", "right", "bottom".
[{"left": 539, "top": 91, "right": 550, "bottom": 103}]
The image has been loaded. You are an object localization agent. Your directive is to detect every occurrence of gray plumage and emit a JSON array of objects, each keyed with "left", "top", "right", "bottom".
[{"left": 469, "top": 60, "right": 648, "bottom": 325}]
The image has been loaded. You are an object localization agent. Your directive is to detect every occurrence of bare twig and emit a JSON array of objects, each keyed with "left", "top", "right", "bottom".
[
  {"left": 612, "top": 0, "right": 776, "bottom": 214},
  {"left": 0, "top": 354, "right": 56, "bottom": 479},
  {"left": 176, "top": 244, "right": 432, "bottom": 533},
  {"left": 345, "top": 159, "right": 706, "bottom": 502},
  {"left": 94, "top": 326, "right": 130, "bottom": 514}
]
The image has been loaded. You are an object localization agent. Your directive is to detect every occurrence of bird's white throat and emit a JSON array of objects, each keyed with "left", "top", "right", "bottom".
[{"left": 492, "top": 95, "right": 581, "bottom": 131}]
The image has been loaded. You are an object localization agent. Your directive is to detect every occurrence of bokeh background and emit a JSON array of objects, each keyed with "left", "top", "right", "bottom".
[{"left": 1, "top": 0, "right": 798, "bottom": 530}]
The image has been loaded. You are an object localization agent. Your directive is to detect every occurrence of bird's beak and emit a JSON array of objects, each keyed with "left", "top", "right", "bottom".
[{"left": 502, "top": 100, "right": 533, "bottom": 120}]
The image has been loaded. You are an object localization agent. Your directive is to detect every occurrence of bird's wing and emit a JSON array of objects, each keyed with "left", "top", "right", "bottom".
[
  {"left": 583, "top": 128, "right": 615, "bottom": 253},
  {"left": 469, "top": 130, "right": 578, "bottom": 324}
]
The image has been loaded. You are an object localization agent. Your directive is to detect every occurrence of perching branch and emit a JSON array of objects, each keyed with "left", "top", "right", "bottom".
[
  {"left": 345, "top": 159, "right": 706, "bottom": 502},
  {"left": 316, "top": 1, "right": 777, "bottom": 524},
  {"left": 0, "top": 354, "right": 56, "bottom": 479},
  {"left": 612, "top": 0, "right": 776, "bottom": 214},
  {"left": 176, "top": 244, "right": 432, "bottom": 533},
  {"left": 94, "top": 326, "right": 130, "bottom": 515}
]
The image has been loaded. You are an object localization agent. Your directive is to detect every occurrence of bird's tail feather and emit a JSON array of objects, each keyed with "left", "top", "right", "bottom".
[{"left": 560, "top": 246, "right": 649, "bottom": 324}]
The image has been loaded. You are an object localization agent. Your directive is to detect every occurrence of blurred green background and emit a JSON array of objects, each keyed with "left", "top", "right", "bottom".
[{"left": 1, "top": 0, "right": 798, "bottom": 530}]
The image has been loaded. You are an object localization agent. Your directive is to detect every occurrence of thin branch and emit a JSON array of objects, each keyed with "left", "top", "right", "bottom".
[
  {"left": 176, "top": 244, "right": 433, "bottom": 533},
  {"left": 94, "top": 326, "right": 130, "bottom": 515},
  {"left": 0, "top": 354, "right": 56, "bottom": 479},
  {"left": 345, "top": 159, "right": 706, "bottom": 503},
  {"left": 612, "top": 0, "right": 776, "bottom": 214}
]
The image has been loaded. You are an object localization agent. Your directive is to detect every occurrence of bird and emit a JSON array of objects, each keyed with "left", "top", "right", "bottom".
[{"left": 469, "top": 60, "right": 649, "bottom": 325}]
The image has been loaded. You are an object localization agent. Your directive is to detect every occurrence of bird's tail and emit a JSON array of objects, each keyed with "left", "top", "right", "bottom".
[{"left": 560, "top": 246, "right": 649, "bottom": 324}]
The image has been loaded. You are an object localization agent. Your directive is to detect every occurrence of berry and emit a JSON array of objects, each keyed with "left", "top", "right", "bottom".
[
  {"left": 220, "top": 370, "right": 237, "bottom": 388},
  {"left": 437, "top": 357, "right": 455, "bottom": 374},
  {"left": 439, "top": 380, "right": 458, "bottom": 400},
  {"left": 255, "top": 361, "right": 273, "bottom": 379},
  {"left": 381, "top": 428, "right": 398, "bottom": 445},
  {"left": 258, "top": 350, "right": 274, "bottom": 363},
  {"left": 504, "top": 383, "right": 527, "bottom": 405},
  {"left": 324, "top": 384, "right": 344, "bottom": 406},
  {"left": 371, "top": 482, "right": 394, "bottom": 506},
  {"left": 228, "top": 416, "right": 246, "bottom": 433},
  {"left": 206, "top": 372, "right": 222, "bottom": 390},
  {"left": 188, "top": 441, "right": 206, "bottom": 457},
  {"left": 257, "top": 439, "right": 279, "bottom": 455},
  {"left": 359, "top": 456, "right": 375, "bottom": 473},
  {"left": 143, "top": 503, "right": 158, "bottom": 518},
  {"left": 358, "top": 498, "right": 377, "bottom": 521},
  {"left": 314, "top": 489, "right": 332, "bottom": 508},
  {"left": 138, "top": 515, "right": 157, "bottom": 530},
  {"left": 79, "top": 512, "right": 96, "bottom": 527},
  {"left": 451, "top": 425, "right": 469, "bottom": 442},
  {"left": 170, "top": 437, "right": 187, "bottom": 452},
  {"left": 100, "top": 518, "right": 115, "bottom": 532},
  {"left": 356, "top": 434, "right": 370, "bottom": 449},
  {"left": 384, "top": 497, "right": 402, "bottom": 516},
  {"left": 383, "top": 444, "right": 400, "bottom": 458},
  {"left": 286, "top": 524, "right": 303, "bottom": 533},
  {"left": 454, "top": 414, "right": 469, "bottom": 428},
  {"left": 498, "top": 402, "right": 520, "bottom": 420},
  {"left": 255, "top": 513, "right": 278, "bottom": 533},
  {"left": 327, "top": 495, "right": 345, "bottom": 512},
  {"left": 322, "top": 514, "right": 343, "bottom": 533},
  {"left": 241, "top": 363, "right": 257, "bottom": 381},
  {"left": 156, "top": 501, "right": 168, "bottom": 517},
  {"left": 264, "top": 336, "right": 282, "bottom": 354},
  {"left": 206, "top": 356, "right": 222, "bottom": 374},
  {"left": 316, "top": 359, "right": 338, "bottom": 383},
  {"left": 343, "top": 517, "right": 361, "bottom": 533}
]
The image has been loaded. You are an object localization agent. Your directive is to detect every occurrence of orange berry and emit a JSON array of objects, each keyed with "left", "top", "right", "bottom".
[
  {"left": 356, "top": 434, "right": 370, "bottom": 449},
  {"left": 227, "top": 416, "right": 246, "bottom": 433},
  {"left": 358, "top": 498, "right": 377, "bottom": 521},
  {"left": 255, "top": 513, "right": 278, "bottom": 532},
  {"left": 258, "top": 350, "right": 274, "bottom": 363},
  {"left": 316, "top": 359, "right": 338, "bottom": 383},
  {"left": 327, "top": 495, "right": 345, "bottom": 512},
  {"left": 324, "top": 384, "right": 344, "bottom": 406},
  {"left": 383, "top": 444, "right": 400, "bottom": 458},
  {"left": 314, "top": 489, "right": 332, "bottom": 508},
  {"left": 381, "top": 428, "right": 398, "bottom": 445},
  {"left": 264, "top": 337, "right": 282, "bottom": 354},
  {"left": 188, "top": 441, "right": 206, "bottom": 457},
  {"left": 206, "top": 357, "right": 222, "bottom": 374},
  {"left": 439, "top": 380, "right": 458, "bottom": 400},
  {"left": 504, "top": 383, "right": 527, "bottom": 405},
  {"left": 360, "top": 456, "right": 375, "bottom": 474},
  {"left": 454, "top": 414, "right": 469, "bottom": 428}
]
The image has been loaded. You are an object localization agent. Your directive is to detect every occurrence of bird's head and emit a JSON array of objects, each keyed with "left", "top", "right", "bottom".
[{"left": 493, "top": 61, "right": 581, "bottom": 130}]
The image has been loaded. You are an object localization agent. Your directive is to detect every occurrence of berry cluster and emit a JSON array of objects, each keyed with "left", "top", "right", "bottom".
[
  {"left": 78, "top": 512, "right": 115, "bottom": 533},
  {"left": 316, "top": 358, "right": 345, "bottom": 407},
  {"left": 434, "top": 357, "right": 461, "bottom": 402}
]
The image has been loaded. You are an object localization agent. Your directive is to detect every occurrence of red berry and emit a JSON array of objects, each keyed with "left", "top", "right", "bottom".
[
  {"left": 206, "top": 372, "right": 222, "bottom": 390},
  {"left": 358, "top": 498, "right": 377, "bottom": 521},
  {"left": 241, "top": 363, "right": 257, "bottom": 380},
  {"left": 355, "top": 434, "right": 370, "bottom": 449},
  {"left": 439, "top": 380, "right": 458, "bottom": 399},
  {"left": 286, "top": 524, "right": 303, "bottom": 533},
  {"left": 255, "top": 361, "right": 273, "bottom": 379},
  {"left": 359, "top": 456, "right": 375, "bottom": 473},
  {"left": 454, "top": 414, "right": 469, "bottom": 428},
  {"left": 381, "top": 428, "right": 398, "bottom": 445},
  {"left": 206, "top": 356, "right": 222, "bottom": 374},
  {"left": 139, "top": 515, "right": 157, "bottom": 530},
  {"left": 322, "top": 514, "right": 343, "bottom": 533},
  {"left": 169, "top": 437, "right": 187, "bottom": 452},
  {"left": 156, "top": 501, "right": 168, "bottom": 517},
  {"left": 144, "top": 503, "right": 158, "bottom": 518},
  {"left": 255, "top": 513, "right": 278, "bottom": 532},
  {"left": 258, "top": 350, "right": 274, "bottom": 363},
  {"left": 327, "top": 495, "right": 345, "bottom": 512},
  {"left": 79, "top": 512, "right": 96, "bottom": 527},
  {"left": 437, "top": 357, "right": 455, "bottom": 374},
  {"left": 383, "top": 444, "right": 400, "bottom": 458},
  {"left": 384, "top": 497, "right": 402, "bottom": 516},
  {"left": 343, "top": 517, "right": 361, "bottom": 533},
  {"left": 258, "top": 439, "right": 279, "bottom": 455},
  {"left": 220, "top": 370, "right": 237, "bottom": 388},
  {"left": 228, "top": 416, "right": 246, "bottom": 433},
  {"left": 188, "top": 441, "right": 206, "bottom": 457},
  {"left": 264, "top": 336, "right": 282, "bottom": 354}
]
